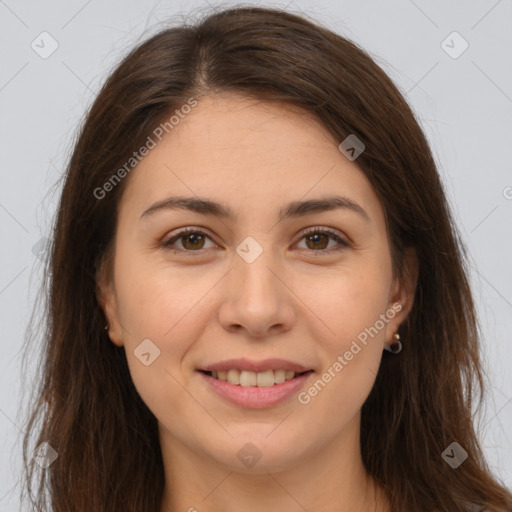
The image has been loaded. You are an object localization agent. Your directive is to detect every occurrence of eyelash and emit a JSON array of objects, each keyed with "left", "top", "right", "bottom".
[{"left": 161, "top": 226, "right": 349, "bottom": 256}]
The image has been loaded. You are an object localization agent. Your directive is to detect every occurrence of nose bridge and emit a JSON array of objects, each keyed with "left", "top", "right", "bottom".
[{"left": 234, "top": 234, "right": 280, "bottom": 299}]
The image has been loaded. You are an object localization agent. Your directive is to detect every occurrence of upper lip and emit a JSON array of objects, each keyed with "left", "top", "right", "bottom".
[{"left": 200, "top": 358, "right": 313, "bottom": 373}]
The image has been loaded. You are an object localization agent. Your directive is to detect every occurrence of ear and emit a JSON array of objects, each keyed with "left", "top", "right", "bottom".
[
  {"left": 385, "top": 247, "right": 418, "bottom": 348},
  {"left": 95, "top": 258, "right": 124, "bottom": 347}
]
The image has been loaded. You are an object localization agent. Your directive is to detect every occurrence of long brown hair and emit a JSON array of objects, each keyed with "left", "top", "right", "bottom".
[{"left": 20, "top": 6, "right": 512, "bottom": 511}]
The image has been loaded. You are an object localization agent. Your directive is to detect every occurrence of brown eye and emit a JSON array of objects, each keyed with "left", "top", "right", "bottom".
[
  {"left": 162, "top": 229, "right": 216, "bottom": 254},
  {"left": 180, "top": 232, "right": 206, "bottom": 250},
  {"left": 297, "top": 228, "right": 349, "bottom": 254},
  {"left": 304, "top": 232, "right": 330, "bottom": 250}
]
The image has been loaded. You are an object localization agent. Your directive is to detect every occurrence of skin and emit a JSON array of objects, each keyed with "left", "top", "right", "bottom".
[{"left": 97, "top": 93, "right": 418, "bottom": 512}]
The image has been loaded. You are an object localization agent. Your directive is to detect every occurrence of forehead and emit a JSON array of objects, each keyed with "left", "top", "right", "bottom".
[
  {"left": 166, "top": 94, "right": 339, "bottom": 163},
  {"left": 118, "top": 93, "right": 384, "bottom": 226}
]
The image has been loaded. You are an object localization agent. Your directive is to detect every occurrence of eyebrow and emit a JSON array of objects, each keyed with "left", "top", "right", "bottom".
[{"left": 140, "top": 195, "right": 369, "bottom": 223}]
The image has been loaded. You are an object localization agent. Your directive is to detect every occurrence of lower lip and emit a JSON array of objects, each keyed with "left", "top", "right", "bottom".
[{"left": 199, "top": 371, "right": 314, "bottom": 409}]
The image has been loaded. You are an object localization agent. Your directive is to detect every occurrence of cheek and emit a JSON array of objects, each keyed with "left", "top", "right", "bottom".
[
  {"left": 113, "top": 247, "right": 207, "bottom": 339},
  {"left": 295, "top": 266, "right": 391, "bottom": 407},
  {"left": 113, "top": 267, "right": 201, "bottom": 427},
  {"left": 299, "top": 263, "right": 391, "bottom": 345},
  {"left": 112, "top": 255, "right": 229, "bottom": 409}
]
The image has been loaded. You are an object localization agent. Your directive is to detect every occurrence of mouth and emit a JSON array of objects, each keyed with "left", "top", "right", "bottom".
[
  {"left": 196, "top": 358, "right": 316, "bottom": 408},
  {"left": 197, "top": 368, "right": 315, "bottom": 409},
  {"left": 198, "top": 368, "right": 314, "bottom": 387}
]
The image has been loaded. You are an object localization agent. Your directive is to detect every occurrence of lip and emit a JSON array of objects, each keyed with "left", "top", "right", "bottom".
[
  {"left": 200, "top": 357, "right": 312, "bottom": 373},
  {"left": 199, "top": 370, "right": 315, "bottom": 409}
]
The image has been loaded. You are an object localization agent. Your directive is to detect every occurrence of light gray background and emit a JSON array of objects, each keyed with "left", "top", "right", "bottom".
[{"left": 1, "top": 0, "right": 511, "bottom": 508}]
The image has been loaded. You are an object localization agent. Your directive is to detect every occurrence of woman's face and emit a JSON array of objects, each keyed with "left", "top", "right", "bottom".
[{"left": 99, "top": 93, "right": 415, "bottom": 474}]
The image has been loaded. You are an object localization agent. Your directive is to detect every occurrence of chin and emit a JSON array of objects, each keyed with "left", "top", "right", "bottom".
[{"left": 199, "top": 429, "right": 310, "bottom": 474}]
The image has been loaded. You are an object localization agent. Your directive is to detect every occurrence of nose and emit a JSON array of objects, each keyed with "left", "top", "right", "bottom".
[{"left": 217, "top": 247, "right": 296, "bottom": 339}]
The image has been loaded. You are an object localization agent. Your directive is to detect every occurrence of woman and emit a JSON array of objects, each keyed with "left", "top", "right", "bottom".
[{"left": 21, "top": 5, "right": 512, "bottom": 512}]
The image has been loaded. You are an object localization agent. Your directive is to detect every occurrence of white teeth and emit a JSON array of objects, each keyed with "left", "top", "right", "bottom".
[
  {"left": 211, "top": 369, "right": 300, "bottom": 386},
  {"left": 273, "top": 369, "right": 286, "bottom": 384},
  {"left": 227, "top": 369, "right": 240, "bottom": 385},
  {"left": 240, "top": 370, "right": 257, "bottom": 387},
  {"left": 256, "top": 370, "right": 274, "bottom": 387}
]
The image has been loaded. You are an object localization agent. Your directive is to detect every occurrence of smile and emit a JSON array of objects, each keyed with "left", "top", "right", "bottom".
[
  {"left": 198, "top": 369, "right": 315, "bottom": 409},
  {"left": 202, "top": 368, "right": 309, "bottom": 386}
]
